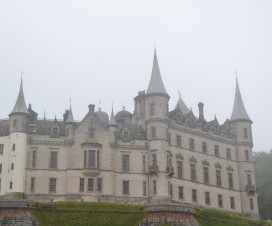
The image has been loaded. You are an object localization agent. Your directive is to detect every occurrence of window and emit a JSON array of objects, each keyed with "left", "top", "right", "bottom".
[
  {"left": 176, "top": 135, "right": 181, "bottom": 146},
  {"left": 227, "top": 149, "right": 231, "bottom": 160},
  {"left": 79, "top": 178, "right": 84, "bottom": 192},
  {"left": 123, "top": 131, "right": 129, "bottom": 140},
  {"left": 123, "top": 181, "right": 129, "bottom": 195},
  {"left": 97, "top": 178, "right": 102, "bottom": 191},
  {"left": 88, "top": 178, "right": 94, "bottom": 192},
  {"left": 244, "top": 128, "right": 248, "bottom": 138},
  {"left": 31, "top": 177, "right": 35, "bottom": 192},
  {"left": 228, "top": 173, "right": 234, "bottom": 189},
  {"left": 151, "top": 127, "right": 156, "bottom": 139},
  {"left": 218, "top": 194, "right": 223, "bottom": 208},
  {"left": 203, "top": 167, "right": 209, "bottom": 184},
  {"left": 11, "top": 163, "right": 14, "bottom": 170},
  {"left": 230, "top": 197, "right": 235, "bottom": 209},
  {"left": 142, "top": 156, "right": 146, "bottom": 172},
  {"left": 10, "top": 181, "right": 13, "bottom": 189},
  {"left": 177, "top": 161, "right": 183, "bottom": 178},
  {"left": 169, "top": 183, "right": 173, "bottom": 197},
  {"left": 143, "top": 181, "right": 147, "bottom": 196},
  {"left": 122, "top": 155, "right": 129, "bottom": 172},
  {"left": 84, "top": 150, "right": 97, "bottom": 168},
  {"left": 89, "top": 129, "right": 94, "bottom": 139},
  {"left": 189, "top": 138, "right": 195, "bottom": 151},
  {"left": 13, "top": 119, "right": 17, "bottom": 128},
  {"left": 216, "top": 170, "right": 221, "bottom": 187},
  {"left": 192, "top": 189, "right": 197, "bottom": 203},
  {"left": 245, "top": 150, "right": 249, "bottom": 161},
  {"left": 214, "top": 145, "right": 219, "bottom": 156},
  {"left": 167, "top": 155, "right": 172, "bottom": 167},
  {"left": 190, "top": 164, "right": 196, "bottom": 181},
  {"left": 179, "top": 186, "right": 184, "bottom": 199},
  {"left": 153, "top": 180, "right": 157, "bottom": 195},
  {"left": 0, "top": 144, "right": 3, "bottom": 155},
  {"left": 205, "top": 192, "right": 210, "bottom": 205},
  {"left": 49, "top": 178, "right": 56, "bottom": 192},
  {"left": 247, "top": 174, "right": 252, "bottom": 186},
  {"left": 150, "top": 103, "right": 155, "bottom": 115},
  {"left": 250, "top": 198, "right": 254, "bottom": 210},
  {"left": 0, "top": 164, "right": 2, "bottom": 174},
  {"left": 202, "top": 142, "right": 207, "bottom": 153},
  {"left": 50, "top": 151, "right": 58, "bottom": 168},
  {"left": 152, "top": 153, "right": 157, "bottom": 166},
  {"left": 168, "top": 133, "right": 171, "bottom": 144},
  {"left": 12, "top": 144, "right": 15, "bottom": 151},
  {"left": 52, "top": 127, "right": 59, "bottom": 137},
  {"left": 32, "top": 150, "right": 36, "bottom": 168}
]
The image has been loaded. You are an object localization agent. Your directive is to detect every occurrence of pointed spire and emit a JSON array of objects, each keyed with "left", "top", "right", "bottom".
[
  {"left": 175, "top": 91, "right": 190, "bottom": 114},
  {"left": 66, "top": 99, "right": 75, "bottom": 123},
  {"left": 108, "top": 107, "right": 117, "bottom": 126},
  {"left": 10, "top": 77, "right": 29, "bottom": 116},
  {"left": 230, "top": 78, "right": 251, "bottom": 121},
  {"left": 146, "top": 49, "right": 168, "bottom": 96}
]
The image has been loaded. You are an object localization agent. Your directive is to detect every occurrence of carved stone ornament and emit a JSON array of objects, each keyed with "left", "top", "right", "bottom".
[
  {"left": 226, "top": 165, "right": 234, "bottom": 172},
  {"left": 176, "top": 153, "right": 184, "bottom": 160},
  {"left": 202, "top": 159, "right": 209, "bottom": 166},
  {"left": 214, "top": 162, "right": 222, "bottom": 169},
  {"left": 189, "top": 156, "right": 197, "bottom": 163}
]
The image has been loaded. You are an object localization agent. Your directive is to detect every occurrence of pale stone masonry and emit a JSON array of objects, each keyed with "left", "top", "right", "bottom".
[{"left": 0, "top": 50, "right": 258, "bottom": 217}]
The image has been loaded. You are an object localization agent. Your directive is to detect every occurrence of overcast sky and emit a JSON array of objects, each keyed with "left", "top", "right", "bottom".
[{"left": 0, "top": 0, "right": 271, "bottom": 151}]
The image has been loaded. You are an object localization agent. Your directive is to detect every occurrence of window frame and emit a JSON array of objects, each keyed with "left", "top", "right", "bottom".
[
  {"left": 123, "top": 181, "right": 129, "bottom": 195},
  {"left": 49, "top": 178, "right": 57, "bottom": 192}
]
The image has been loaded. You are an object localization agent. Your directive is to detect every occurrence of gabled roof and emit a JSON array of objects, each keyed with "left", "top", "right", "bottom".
[
  {"left": 175, "top": 97, "right": 190, "bottom": 114},
  {"left": 146, "top": 49, "right": 168, "bottom": 96},
  {"left": 10, "top": 78, "right": 29, "bottom": 115},
  {"left": 230, "top": 78, "right": 251, "bottom": 121}
]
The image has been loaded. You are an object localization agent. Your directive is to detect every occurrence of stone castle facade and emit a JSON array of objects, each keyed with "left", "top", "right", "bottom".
[{"left": 0, "top": 50, "right": 258, "bottom": 217}]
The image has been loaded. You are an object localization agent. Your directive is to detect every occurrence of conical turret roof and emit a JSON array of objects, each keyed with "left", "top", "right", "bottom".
[
  {"left": 146, "top": 49, "right": 168, "bottom": 95},
  {"left": 10, "top": 78, "right": 29, "bottom": 115},
  {"left": 66, "top": 103, "right": 75, "bottom": 123},
  {"left": 175, "top": 97, "right": 190, "bottom": 114},
  {"left": 108, "top": 108, "right": 117, "bottom": 126},
  {"left": 230, "top": 78, "right": 251, "bottom": 121}
]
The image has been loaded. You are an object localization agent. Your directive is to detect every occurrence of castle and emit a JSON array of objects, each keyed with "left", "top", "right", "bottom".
[{"left": 0, "top": 50, "right": 258, "bottom": 217}]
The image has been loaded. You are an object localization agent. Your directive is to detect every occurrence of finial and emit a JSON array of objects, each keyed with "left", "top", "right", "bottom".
[
  {"left": 123, "top": 105, "right": 125, "bottom": 111},
  {"left": 69, "top": 98, "right": 72, "bottom": 111},
  {"left": 98, "top": 101, "right": 101, "bottom": 111},
  {"left": 154, "top": 39, "right": 156, "bottom": 50},
  {"left": 43, "top": 110, "right": 46, "bottom": 119},
  {"left": 178, "top": 90, "right": 181, "bottom": 99}
]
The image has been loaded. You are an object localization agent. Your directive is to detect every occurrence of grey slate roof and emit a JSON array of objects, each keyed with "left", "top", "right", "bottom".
[
  {"left": 66, "top": 109, "right": 75, "bottom": 123},
  {"left": 230, "top": 79, "right": 251, "bottom": 121},
  {"left": 146, "top": 50, "right": 168, "bottom": 95},
  {"left": 108, "top": 108, "right": 117, "bottom": 126},
  {"left": 175, "top": 97, "right": 190, "bottom": 114},
  {"left": 10, "top": 78, "right": 29, "bottom": 115},
  {"left": 96, "top": 109, "right": 109, "bottom": 125}
]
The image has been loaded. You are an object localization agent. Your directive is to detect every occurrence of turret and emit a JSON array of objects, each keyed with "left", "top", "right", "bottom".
[
  {"left": 65, "top": 102, "right": 75, "bottom": 141},
  {"left": 108, "top": 108, "right": 117, "bottom": 143}
]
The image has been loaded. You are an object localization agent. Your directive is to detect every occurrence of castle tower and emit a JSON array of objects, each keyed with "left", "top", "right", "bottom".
[
  {"left": 8, "top": 78, "right": 29, "bottom": 194},
  {"left": 145, "top": 49, "right": 171, "bottom": 202},
  {"left": 230, "top": 78, "right": 258, "bottom": 216},
  {"left": 65, "top": 102, "right": 75, "bottom": 142}
]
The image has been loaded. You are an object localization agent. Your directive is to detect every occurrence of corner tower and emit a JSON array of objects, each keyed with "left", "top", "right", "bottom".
[
  {"left": 8, "top": 78, "right": 29, "bottom": 194},
  {"left": 230, "top": 78, "right": 258, "bottom": 216},
  {"left": 145, "top": 49, "right": 170, "bottom": 202}
]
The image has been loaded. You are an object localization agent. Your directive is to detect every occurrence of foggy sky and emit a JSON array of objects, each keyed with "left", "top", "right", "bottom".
[{"left": 0, "top": 0, "right": 271, "bottom": 151}]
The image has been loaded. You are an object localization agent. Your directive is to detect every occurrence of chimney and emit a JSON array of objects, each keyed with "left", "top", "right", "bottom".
[
  {"left": 198, "top": 102, "right": 204, "bottom": 120},
  {"left": 88, "top": 104, "right": 95, "bottom": 113}
]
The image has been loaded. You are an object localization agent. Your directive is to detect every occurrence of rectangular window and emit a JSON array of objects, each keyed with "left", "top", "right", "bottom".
[
  {"left": 169, "top": 184, "right": 173, "bottom": 197},
  {"left": 97, "top": 178, "right": 102, "bottom": 191},
  {"left": 151, "top": 127, "right": 156, "bottom": 139},
  {"left": 247, "top": 174, "right": 252, "bottom": 186},
  {"left": 0, "top": 164, "right": 2, "bottom": 174},
  {"left": 84, "top": 150, "right": 96, "bottom": 168},
  {"left": 50, "top": 151, "right": 58, "bottom": 169},
  {"left": 152, "top": 153, "right": 157, "bottom": 166},
  {"left": 228, "top": 172, "right": 234, "bottom": 189},
  {"left": 189, "top": 138, "right": 195, "bottom": 151},
  {"left": 244, "top": 128, "right": 248, "bottom": 138},
  {"left": 230, "top": 197, "right": 235, "bottom": 209},
  {"left": 89, "top": 129, "right": 94, "bottom": 139},
  {"left": 192, "top": 189, "right": 197, "bottom": 203},
  {"left": 216, "top": 170, "right": 221, "bottom": 187},
  {"left": 123, "top": 181, "right": 129, "bottom": 195},
  {"left": 143, "top": 181, "right": 147, "bottom": 196},
  {"left": 123, "top": 131, "right": 129, "bottom": 140},
  {"left": 227, "top": 149, "right": 231, "bottom": 160},
  {"left": 142, "top": 156, "right": 146, "bottom": 172},
  {"left": 179, "top": 186, "right": 183, "bottom": 199},
  {"left": 88, "top": 178, "right": 94, "bottom": 192},
  {"left": 122, "top": 155, "right": 129, "bottom": 172},
  {"left": 250, "top": 198, "right": 254, "bottom": 210},
  {"left": 49, "top": 178, "right": 56, "bottom": 192},
  {"left": 218, "top": 194, "right": 223, "bottom": 208},
  {"left": 153, "top": 180, "right": 157, "bottom": 195},
  {"left": 245, "top": 150, "right": 249, "bottom": 161},
  {"left": 31, "top": 177, "right": 35, "bottom": 192},
  {"left": 176, "top": 135, "right": 181, "bottom": 146},
  {"left": 79, "top": 178, "right": 84, "bottom": 192},
  {"left": 191, "top": 164, "right": 196, "bottom": 181},
  {"left": 177, "top": 161, "right": 183, "bottom": 178},
  {"left": 32, "top": 150, "right": 36, "bottom": 168},
  {"left": 214, "top": 145, "right": 219, "bottom": 156},
  {"left": 0, "top": 144, "right": 4, "bottom": 155},
  {"left": 205, "top": 192, "right": 210, "bottom": 205},
  {"left": 202, "top": 142, "right": 207, "bottom": 153},
  {"left": 52, "top": 128, "right": 58, "bottom": 136},
  {"left": 203, "top": 167, "right": 209, "bottom": 184}
]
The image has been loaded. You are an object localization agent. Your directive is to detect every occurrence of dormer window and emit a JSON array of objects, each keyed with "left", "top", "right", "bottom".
[
  {"left": 51, "top": 125, "right": 60, "bottom": 138},
  {"left": 124, "top": 131, "right": 129, "bottom": 140},
  {"left": 53, "top": 128, "right": 58, "bottom": 136}
]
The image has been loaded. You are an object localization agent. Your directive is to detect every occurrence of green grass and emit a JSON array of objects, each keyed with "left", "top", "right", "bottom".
[
  {"left": 195, "top": 208, "right": 272, "bottom": 226},
  {"left": 29, "top": 202, "right": 147, "bottom": 226}
]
